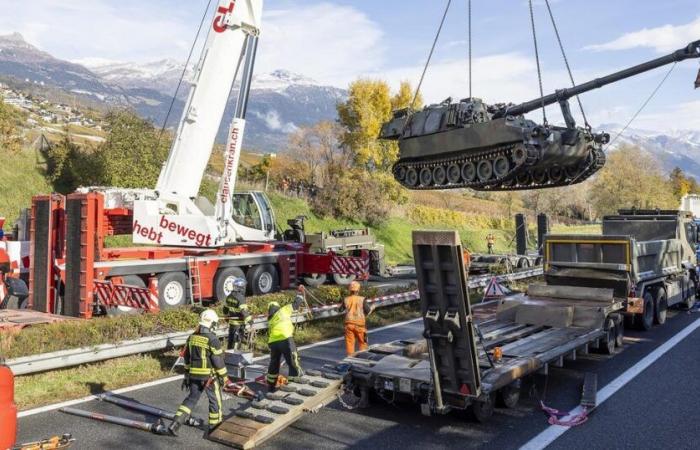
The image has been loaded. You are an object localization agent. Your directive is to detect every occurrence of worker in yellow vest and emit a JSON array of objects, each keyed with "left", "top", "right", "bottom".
[
  {"left": 340, "top": 281, "right": 373, "bottom": 356},
  {"left": 265, "top": 296, "right": 304, "bottom": 392}
]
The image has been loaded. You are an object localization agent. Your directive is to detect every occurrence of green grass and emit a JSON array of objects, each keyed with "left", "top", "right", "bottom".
[
  {"left": 550, "top": 223, "right": 601, "bottom": 234},
  {"left": 0, "top": 148, "right": 51, "bottom": 222}
]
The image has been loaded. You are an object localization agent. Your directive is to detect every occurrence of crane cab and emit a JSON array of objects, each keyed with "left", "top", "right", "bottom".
[{"left": 230, "top": 191, "right": 277, "bottom": 242}]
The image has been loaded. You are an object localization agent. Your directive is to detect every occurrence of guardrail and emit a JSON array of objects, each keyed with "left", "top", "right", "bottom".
[{"left": 6, "top": 268, "right": 542, "bottom": 376}]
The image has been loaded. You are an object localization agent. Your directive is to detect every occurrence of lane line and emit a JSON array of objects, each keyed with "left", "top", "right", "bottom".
[
  {"left": 520, "top": 316, "right": 700, "bottom": 450},
  {"left": 19, "top": 317, "right": 422, "bottom": 418}
]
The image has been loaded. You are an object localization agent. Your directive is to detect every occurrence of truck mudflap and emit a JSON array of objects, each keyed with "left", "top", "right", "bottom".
[{"left": 412, "top": 230, "right": 482, "bottom": 405}]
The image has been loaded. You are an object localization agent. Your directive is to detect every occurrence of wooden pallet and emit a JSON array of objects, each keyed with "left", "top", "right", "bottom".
[{"left": 208, "top": 371, "right": 343, "bottom": 449}]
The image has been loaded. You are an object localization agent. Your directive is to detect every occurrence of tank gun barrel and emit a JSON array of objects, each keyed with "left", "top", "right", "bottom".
[{"left": 497, "top": 39, "right": 700, "bottom": 118}]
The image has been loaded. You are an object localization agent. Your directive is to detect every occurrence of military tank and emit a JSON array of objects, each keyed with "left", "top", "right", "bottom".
[{"left": 382, "top": 39, "right": 700, "bottom": 191}]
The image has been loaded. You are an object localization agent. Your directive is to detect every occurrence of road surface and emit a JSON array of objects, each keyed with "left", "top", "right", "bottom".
[{"left": 17, "top": 308, "right": 700, "bottom": 449}]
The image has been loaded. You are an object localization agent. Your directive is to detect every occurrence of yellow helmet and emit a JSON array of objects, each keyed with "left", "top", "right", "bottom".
[{"left": 349, "top": 281, "right": 361, "bottom": 293}]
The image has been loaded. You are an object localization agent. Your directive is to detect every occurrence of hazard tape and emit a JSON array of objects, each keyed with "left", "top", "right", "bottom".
[
  {"left": 94, "top": 280, "right": 160, "bottom": 312},
  {"left": 330, "top": 255, "right": 370, "bottom": 277}
]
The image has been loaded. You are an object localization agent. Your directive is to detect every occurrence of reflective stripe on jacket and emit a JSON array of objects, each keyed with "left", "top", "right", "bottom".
[
  {"left": 268, "top": 304, "right": 295, "bottom": 343},
  {"left": 224, "top": 295, "right": 251, "bottom": 326},
  {"left": 344, "top": 295, "right": 366, "bottom": 326},
  {"left": 183, "top": 327, "right": 227, "bottom": 379}
]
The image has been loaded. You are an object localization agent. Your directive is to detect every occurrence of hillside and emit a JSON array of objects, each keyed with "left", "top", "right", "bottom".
[{"left": 0, "top": 148, "right": 51, "bottom": 221}]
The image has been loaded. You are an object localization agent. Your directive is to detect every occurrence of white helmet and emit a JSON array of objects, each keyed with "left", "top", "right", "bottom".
[{"left": 199, "top": 309, "right": 220, "bottom": 330}]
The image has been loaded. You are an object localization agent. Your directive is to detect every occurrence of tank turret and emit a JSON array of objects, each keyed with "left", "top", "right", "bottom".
[{"left": 383, "top": 39, "right": 700, "bottom": 191}]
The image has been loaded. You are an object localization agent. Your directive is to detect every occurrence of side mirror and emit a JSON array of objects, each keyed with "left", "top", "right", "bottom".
[{"left": 266, "top": 223, "right": 273, "bottom": 233}]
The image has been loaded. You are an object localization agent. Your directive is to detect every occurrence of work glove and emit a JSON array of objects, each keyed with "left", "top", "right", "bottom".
[{"left": 181, "top": 373, "right": 191, "bottom": 391}]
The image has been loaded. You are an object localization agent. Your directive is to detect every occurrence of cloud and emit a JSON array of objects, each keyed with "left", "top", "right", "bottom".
[
  {"left": 252, "top": 110, "right": 298, "bottom": 133},
  {"left": 584, "top": 16, "right": 700, "bottom": 53}
]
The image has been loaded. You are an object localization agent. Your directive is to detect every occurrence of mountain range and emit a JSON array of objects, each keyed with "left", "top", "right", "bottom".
[
  {"left": 0, "top": 33, "right": 346, "bottom": 151},
  {"left": 2, "top": 32, "right": 700, "bottom": 178}
]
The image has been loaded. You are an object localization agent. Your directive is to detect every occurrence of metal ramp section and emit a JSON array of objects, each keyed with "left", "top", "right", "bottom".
[
  {"left": 208, "top": 371, "right": 342, "bottom": 449},
  {"left": 412, "top": 230, "right": 481, "bottom": 407}
]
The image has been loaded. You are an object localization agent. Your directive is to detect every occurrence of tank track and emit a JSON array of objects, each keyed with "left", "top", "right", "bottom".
[
  {"left": 479, "top": 147, "right": 606, "bottom": 191},
  {"left": 392, "top": 143, "right": 539, "bottom": 190}
]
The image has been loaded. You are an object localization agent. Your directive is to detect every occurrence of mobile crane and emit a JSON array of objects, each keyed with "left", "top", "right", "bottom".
[{"left": 22, "top": 0, "right": 369, "bottom": 318}]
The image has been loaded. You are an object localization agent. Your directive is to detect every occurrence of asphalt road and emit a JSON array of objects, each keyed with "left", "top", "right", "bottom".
[{"left": 17, "top": 308, "right": 700, "bottom": 450}]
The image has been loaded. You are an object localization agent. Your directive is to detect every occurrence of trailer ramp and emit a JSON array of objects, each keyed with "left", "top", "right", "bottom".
[
  {"left": 412, "top": 230, "right": 481, "bottom": 406},
  {"left": 208, "top": 371, "right": 342, "bottom": 449}
]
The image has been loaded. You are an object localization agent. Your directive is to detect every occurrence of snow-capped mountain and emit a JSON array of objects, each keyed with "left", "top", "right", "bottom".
[
  {"left": 601, "top": 123, "right": 700, "bottom": 179},
  {"left": 0, "top": 32, "right": 346, "bottom": 150}
]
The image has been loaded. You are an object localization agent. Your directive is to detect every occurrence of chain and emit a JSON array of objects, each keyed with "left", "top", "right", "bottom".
[
  {"left": 544, "top": 0, "right": 589, "bottom": 129},
  {"left": 468, "top": 0, "right": 472, "bottom": 98},
  {"left": 528, "top": 0, "right": 547, "bottom": 125}
]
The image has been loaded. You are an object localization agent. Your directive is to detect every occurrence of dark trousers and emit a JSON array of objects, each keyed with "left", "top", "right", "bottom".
[
  {"left": 227, "top": 324, "right": 244, "bottom": 349},
  {"left": 175, "top": 378, "right": 223, "bottom": 428},
  {"left": 266, "top": 337, "right": 303, "bottom": 385}
]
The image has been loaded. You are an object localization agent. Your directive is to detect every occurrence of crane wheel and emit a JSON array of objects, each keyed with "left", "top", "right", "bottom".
[
  {"left": 247, "top": 264, "right": 279, "bottom": 296},
  {"left": 214, "top": 267, "right": 246, "bottom": 303}
]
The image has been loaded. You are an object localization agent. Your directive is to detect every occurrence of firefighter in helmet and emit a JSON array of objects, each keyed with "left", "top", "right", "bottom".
[
  {"left": 265, "top": 295, "right": 304, "bottom": 391},
  {"left": 223, "top": 278, "right": 251, "bottom": 350},
  {"left": 169, "top": 309, "right": 227, "bottom": 436}
]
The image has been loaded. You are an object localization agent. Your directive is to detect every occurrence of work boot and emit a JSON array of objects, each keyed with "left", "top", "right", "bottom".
[
  {"left": 168, "top": 414, "right": 186, "bottom": 436},
  {"left": 267, "top": 382, "right": 277, "bottom": 393}
]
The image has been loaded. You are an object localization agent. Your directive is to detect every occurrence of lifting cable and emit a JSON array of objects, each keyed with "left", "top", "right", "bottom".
[
  {"left": 467, "top": 0, "right": 472, "bottom": 98},
  {"left": 528, "top": 0, "right": 547, "bottom": 125},
  {"left": 408, "top": 0, "right": 453, "bottom": 113},
  {"left": 544, "top": 0, "right": 589, "bottom": 129},
  {"left": 156, "top": 0, "right": 213, "bottom": 146}
]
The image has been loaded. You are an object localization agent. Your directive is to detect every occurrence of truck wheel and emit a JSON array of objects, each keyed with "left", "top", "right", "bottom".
[
  {"left": 653, "top": 287, "right": 667, "bottom": 325},
  {"left": 214, "top": 267, "right": 246, "bottom": 303},
  {"left": 497, "top": 381, "right": 521, "bottom": 408},
  {"left": 247, "top": 264, "right": 279, "bottom": 295},
  {"left": 332, "top": 273, "right": 356, "bottom": 286},
  {"left": 303, "top": 273, "right": 327, "bottom": 287},
  {"left": 534, "top": 257, "right": 543, "bottom": 266},
  {"left": 517, "top": 258, "right": 530, "bottom": 269},
  {"left": 599, "top": 317, "right": 616, "bottom": 355},
  {"left": 157, "top": 272, "right": 190, "bottom": 309},
  {"left": 683, "top": 278, "right": 697, "bottom": 310},
  {"left": 105, "top": 275, "right": 145, "bottom": 316},
  {"left": 469, "top": 394, "right": 494, "bottom": 423},
  {"left": 637, "top": 291, "right": 654, "bottom": 331},
  {"left": 615, "top": 317, "right": 624, "bottom": 347}
]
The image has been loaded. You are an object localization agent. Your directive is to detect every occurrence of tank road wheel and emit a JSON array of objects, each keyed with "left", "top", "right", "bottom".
[
  {"left": 564, "top": 165, "right": 580, "bottom": 179},
  {"left": 532, "top": 168, "right": 548, "bottom": 184},
  {"left": 517, "top": 258, "right": 530, "bottom": 269},
  {"left": 493, "top": 156, "right": 511, "bottom": 179},
  {"left": 549, "top": 166, "right": 564, "bottom": 183},
  {"left": 512, "top": 146, "right": 529, "bottom": 165},
  {"left": 419, "top": 167, "right": 433, "bottom": 186},
  {"left": 637, "top": 291, "right": 654, "bottom": 331},
  {"left": 654, "top": 287, "right": 668, "bottom": 325},
  {"left": 433, "top": 166, "right": 447, "bottom": 186},
  {"left": 497, "top": 381, "right": 521, "bottom": 408},
  {"left": 214, "top": 266, "right": 246, "bottom": 303},
  {"left": 405, "top": 168, "right": 419, "bottom": 187},
  {"left": 469, "top": 394, "right": 495, "bottom": 423},
  {"left": 303, "top": 273, "right": 327, "bottom": 287},
  {"left": 462, "top": 161, "right": 477, "bottom": 182},
  {"left": 247, "top": 264, "right": 279, "bottom": 295},
  {"left": 105, "top": 275, "right": 145, "bottom": 316},
  {"left": 157, "top": 272, "right": 190, "bottom": 309},
  {"left": 477, "top": 160, "right": 493, "bottom": 182},
  {"left": 516, "top": 171, "right": 532, "bottom": 186},
  {"left": 395, "top": 165, "right": 407, "bottom": 182},
  {"left": 447, "top": 163, "right": 461, "bottom": 184}
]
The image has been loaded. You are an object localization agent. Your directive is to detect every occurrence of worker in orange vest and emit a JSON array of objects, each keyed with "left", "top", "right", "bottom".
[{"left": 340, "top": 281, "right": 373, "bottom": 355}]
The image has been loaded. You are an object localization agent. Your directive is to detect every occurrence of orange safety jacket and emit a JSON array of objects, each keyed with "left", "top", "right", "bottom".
[{"left": 343, "top": 295, "right": 370, "bottom": 327}]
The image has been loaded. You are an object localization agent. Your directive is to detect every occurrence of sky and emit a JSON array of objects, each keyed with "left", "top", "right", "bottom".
[{"left": 1, "top": 0, "right": 700, "bottom": 131}]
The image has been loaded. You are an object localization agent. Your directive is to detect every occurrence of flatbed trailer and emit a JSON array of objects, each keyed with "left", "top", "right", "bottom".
[{"left": 344, "top": 230, "right": 625, "bottom": 420}]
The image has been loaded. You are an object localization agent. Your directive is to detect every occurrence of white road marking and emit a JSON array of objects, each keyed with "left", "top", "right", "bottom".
[
  {"left": 18, "top": 317, "right": 422, "bottom": 418},
  {"left": 520, "top": 316, "right": 700, "bottom": 450}
]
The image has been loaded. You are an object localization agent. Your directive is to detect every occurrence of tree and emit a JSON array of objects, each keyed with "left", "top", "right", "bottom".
[
  {"left": 589, "top": 146, "right": 676, "bottom": 216},
  {"left": 43, "top": 130, "right": 101, "bottom": 192},
  {"left": 95, "top": 110, "right": 170, "bottom": 188},
  {"left": 0, "top": 102, "right": 24, "bottom": 154},
  {"left": 669, "top": 166, "right": 693, "bottom": 200}
]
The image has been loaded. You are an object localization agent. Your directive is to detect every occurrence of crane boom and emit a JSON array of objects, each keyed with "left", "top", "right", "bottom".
[{"left": 156, "top": 0, "right": 262, "bottom": 198}]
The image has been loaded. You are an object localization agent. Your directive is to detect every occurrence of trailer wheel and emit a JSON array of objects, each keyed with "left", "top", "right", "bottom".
[
  {"left": 247, "top": 264, "right": 279, "bottom": 295},
  {"left": 214, "top": 267, "right": 246, "bottom": 303},
  {"left": 303, "top": 273, "right": 327, "bottom": 287},
  {"left": 497, "top": 381, "right": 521, "bottom": 408},
  {"left": 469, "top": 394, "right": 495, "bottom": 423},
  {"left": 517, "top": 258, "right": 530, "bottom": 269},
  {"left": 332, "top": 273, "right": 356, "bottom": 286},
  {"left": 157, "top": 272, "right": 190, "bottom": 309},
  {"left": 653, "top": 287, "right": 667, "bottom": 325},
  {"left": 636, "top": 291, "right": 654, "bottom": 331},
  {"left": 105, "top": 275, "right": 145, "bottom": 316},
  {"left": 599, "top": 317, "right": 616, "bottom": 355}
]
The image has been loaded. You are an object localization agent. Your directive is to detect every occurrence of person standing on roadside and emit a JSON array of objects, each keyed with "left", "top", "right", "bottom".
[{"left": 340, "top": 281, "right": 373, "bottom": 356}]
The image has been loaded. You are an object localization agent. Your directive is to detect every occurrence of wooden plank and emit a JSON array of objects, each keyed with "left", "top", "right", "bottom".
[{"left": 208, "top": 376, "right": 342, "bottom": 449}]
